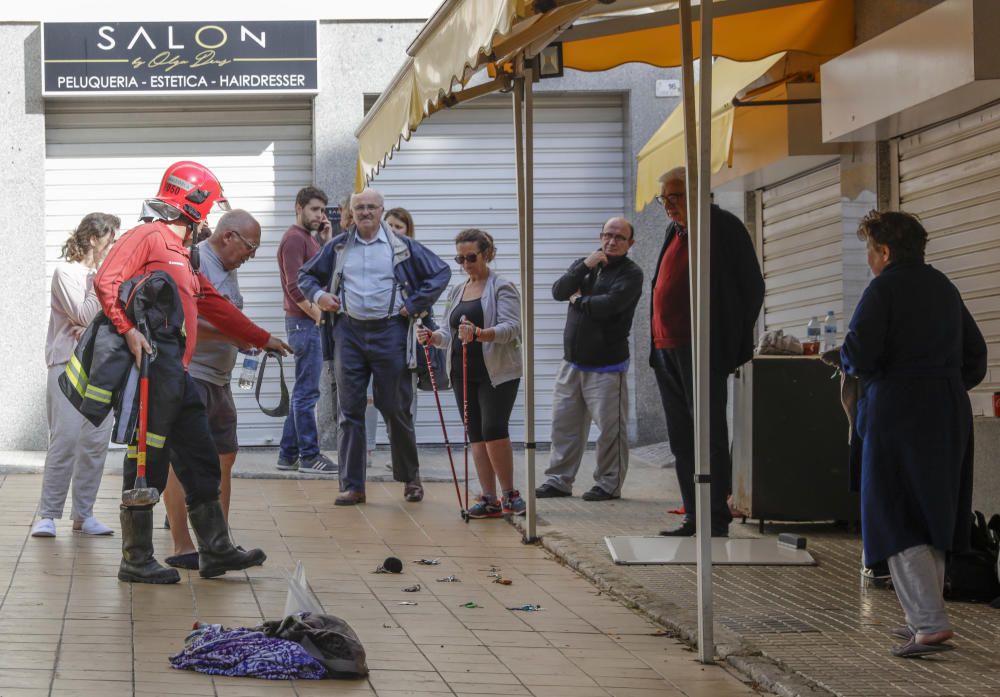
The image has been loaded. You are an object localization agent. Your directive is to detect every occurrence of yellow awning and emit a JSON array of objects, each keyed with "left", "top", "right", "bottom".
[
  {"left": 355, "top": 0, "right": 521, "bottom": 189},
  {"left": 635, "top": 52, "right": 786, "bottom": 210},
  {"left": 356, "top": 0, "right": 854, "bottom": 190},
  {"left": 563, "top": 0, "right": 853, "bottom": 72},
  {"left": 355, "top": 0, "right": 598, "bottom": 189}
]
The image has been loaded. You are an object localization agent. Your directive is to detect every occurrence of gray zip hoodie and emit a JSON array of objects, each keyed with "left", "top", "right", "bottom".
[{"left": 433, "top": 270, "right": 522, "bottom": 387}]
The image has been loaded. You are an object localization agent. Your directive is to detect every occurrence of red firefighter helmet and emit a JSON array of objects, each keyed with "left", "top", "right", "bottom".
[{"left": 149, "top": 161, "right": 230, "bottom": 223}]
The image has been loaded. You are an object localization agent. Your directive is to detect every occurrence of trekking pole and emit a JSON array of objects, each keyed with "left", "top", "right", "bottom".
[
  {"left": 461, "top": 316, "right": 470, "bottom": 517},
  {"left": 416, "top": 319, "right": 468, "bottom": 521}
]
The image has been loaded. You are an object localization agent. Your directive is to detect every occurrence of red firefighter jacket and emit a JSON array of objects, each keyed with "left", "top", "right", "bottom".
[{"left": 95, "top": 221, "right": 269, "bottom": 366}]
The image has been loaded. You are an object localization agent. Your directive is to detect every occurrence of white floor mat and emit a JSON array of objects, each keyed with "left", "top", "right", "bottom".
[{"left": 605, "top": 536, "right": 817, "bottom": 565}]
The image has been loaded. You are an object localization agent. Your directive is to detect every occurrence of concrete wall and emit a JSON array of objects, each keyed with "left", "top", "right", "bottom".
[
  {"left": 0, "top": 25, "right": 47, "bottom": 449},
  {"left": 854, "top": 0, "right": 945, "bottom": 44}
]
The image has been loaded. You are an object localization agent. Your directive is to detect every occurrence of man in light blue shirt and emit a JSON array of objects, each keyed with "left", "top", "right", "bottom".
[
  {"left": 299, "top": 188, "right": 451, "bottom": 505},
  {"left": 339, "top": 224, "right": 398, "bottom": 318}
]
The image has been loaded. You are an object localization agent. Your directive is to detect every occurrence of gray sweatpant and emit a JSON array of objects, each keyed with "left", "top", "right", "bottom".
[
  {"left": 887, "top": 544, "right": 951, "bottom": 635},
  {"left": 38, "top": 364, "right": 113, "bottom": 520},
  {"left": 543, "top": 361, "right": 629, "bottom": 496}
]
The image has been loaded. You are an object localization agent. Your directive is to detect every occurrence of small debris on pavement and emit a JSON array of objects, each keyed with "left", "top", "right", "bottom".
[
  {"left": 460, "top": 601, "right": 482, "bottom": 608},
  {"left": 402, "top": 584, "right": 421, "bottom": 592},
  {"left": 372, "top": 558, "right": 402, "bottom": 573},
  {"left": 398, "top": 601, "right": 418, "bottom": 606},
  {"left": 413, "top": 558, "right": 440, "bottom": 565},
  {"left": 437, "top": 575, "right": 460, "bottom": 582},
  {"left": 493, "top": 577, "right": 513, "bottom": 585},
  {"left": 507, "top": 604, "right": 543, "bottom": 611},
  {"left": 649, "top": 629, "right": 669, "bottom": 636}
]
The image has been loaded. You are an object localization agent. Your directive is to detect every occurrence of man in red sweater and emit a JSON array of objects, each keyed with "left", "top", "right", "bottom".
[
  {"left": 651, "top": 167, "right": 763, "bottom": 539},
  {"left": 275, "top": 186, "right": 336, "bottom": 474},
  {"left": 95, "top": 161, "right": 290, "bottom": 584}
]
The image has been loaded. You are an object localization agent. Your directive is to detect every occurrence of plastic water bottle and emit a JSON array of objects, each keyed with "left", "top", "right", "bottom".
[
  {"left": 237, "top": 349, "right": 260, "bottom": 390},
  {"left": 822, "top": 310, "right": 837, "bottom": 351},
  {"left": 806, "top": 316, "right": 821, "bottom": 346}
]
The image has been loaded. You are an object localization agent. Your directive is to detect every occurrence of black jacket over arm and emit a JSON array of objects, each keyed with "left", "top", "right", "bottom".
[
  {"left": 553, "top": 254, "right": 643, "bottom": 367},
  {"left": 649, "top": 204, "right": 764, "bottom": 374}
]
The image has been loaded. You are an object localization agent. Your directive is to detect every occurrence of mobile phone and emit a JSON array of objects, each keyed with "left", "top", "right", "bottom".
[{"left": 325, "top": 206, "right": 341, "bottom": 226}]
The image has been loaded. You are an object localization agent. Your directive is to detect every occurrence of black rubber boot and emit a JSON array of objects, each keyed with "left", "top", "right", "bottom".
[
  {"left": 118, "top": 507, "right": 181, "bottom": 584},
  {"left": 188, "top": 499, "right": 266, "bottom": 578}
]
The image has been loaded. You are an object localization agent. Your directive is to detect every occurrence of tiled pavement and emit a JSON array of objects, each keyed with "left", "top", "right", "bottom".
[
  {"left": 0, "top": 470, "right": 764, "bottom": 697},
  {"left": 524, "top": 447, "right": 1000, "bottom": 697}
]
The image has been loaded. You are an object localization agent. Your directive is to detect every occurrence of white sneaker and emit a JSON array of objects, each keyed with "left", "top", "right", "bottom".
[
  {"left": 31, "top": 518, "right": 56, "bottom": 537},
  {"left": 74, "top": 516, "right": 114, "bottom": 536}
]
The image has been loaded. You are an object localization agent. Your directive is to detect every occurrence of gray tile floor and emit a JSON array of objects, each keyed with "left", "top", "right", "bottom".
[
  {"left": 525, "top": 449, "right": 1000, "bottom": 697},
  {"left": 0, "top": 468, "right": 763, "bottom": 697}
]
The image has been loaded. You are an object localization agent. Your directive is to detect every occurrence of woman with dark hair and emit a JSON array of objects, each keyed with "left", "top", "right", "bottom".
[
  {"left": 375, "top": 207, "right": 418, "bottom": 452},
  {"left": 384, "top": 207, "right": 415, "bottom": 238},
  {"left": 416, "top": 229, "right": 524, "bottom": 517},
  {"left": 840, "top": 210, "right": 987, "bottom": 657},
  {"left": 31, "top": 212, "right": 120, "bottom": 538}
]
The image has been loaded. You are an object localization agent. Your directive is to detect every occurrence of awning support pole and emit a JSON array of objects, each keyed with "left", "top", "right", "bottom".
[
  {"left": 679, "top": 0, "right": 715, "bottom": 665},
  {"left": 513, "top": 56, "right": 538, "bottom": 543}
]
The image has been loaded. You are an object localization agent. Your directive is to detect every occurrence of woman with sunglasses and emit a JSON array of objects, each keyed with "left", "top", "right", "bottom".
[{"left": 416, "top": 229, "right": 524, "bottom": 518}]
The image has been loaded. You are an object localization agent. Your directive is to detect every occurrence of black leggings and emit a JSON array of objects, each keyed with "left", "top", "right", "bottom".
[{"left": 451, "top": 377, "right": 519, "bottom": 443}]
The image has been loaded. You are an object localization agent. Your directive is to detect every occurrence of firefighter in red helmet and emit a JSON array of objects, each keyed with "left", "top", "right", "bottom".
[{"left": 95, "top": 160, "right": 291, "bottom": 584}]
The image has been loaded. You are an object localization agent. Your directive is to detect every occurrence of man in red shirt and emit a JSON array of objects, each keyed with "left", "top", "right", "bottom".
[
  {"left": 651, "top": 167, "right": 763, "bottom": 538},
  {"left": 275, "top": 186, "right": 337, "bottom": 475},
  {"left": 96, "top": 161, "right": 290, "bottom": 584}
]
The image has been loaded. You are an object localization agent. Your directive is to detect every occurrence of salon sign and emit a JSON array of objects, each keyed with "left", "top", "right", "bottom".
[{"left": 42, "top": 21, "right": 318, "bottom": 96}]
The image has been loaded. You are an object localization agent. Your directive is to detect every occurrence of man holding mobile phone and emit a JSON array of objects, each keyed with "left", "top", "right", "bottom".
[{"left": 275, "top": 186, "right": 337, "bottom": 475}]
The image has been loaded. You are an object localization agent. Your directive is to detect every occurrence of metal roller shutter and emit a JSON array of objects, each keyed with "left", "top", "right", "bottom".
[
  {"left": 895, "top": 102, "right": 1000, "bottom": 415},
  {"left": 44, "top": 99, "right": 313, "bottom": 445},
  {"left": 371, "top": 93, "right": 630, "bottom": 442},
  {"left": 759, "top": 161, "right": 843, "bottom": 335}
]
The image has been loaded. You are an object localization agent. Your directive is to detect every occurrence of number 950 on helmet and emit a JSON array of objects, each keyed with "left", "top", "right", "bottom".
[{"left": 150, "top": 161, "right": 231, "bottom": 223}]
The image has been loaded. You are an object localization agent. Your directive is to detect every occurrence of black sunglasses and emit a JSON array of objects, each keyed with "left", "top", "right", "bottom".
[{"left": 454, "top": 252, "right": 480, "bottom": 264}]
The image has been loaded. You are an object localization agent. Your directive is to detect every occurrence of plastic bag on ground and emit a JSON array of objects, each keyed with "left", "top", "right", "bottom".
[{"left": 283, "top": 560, "right": 324, "bottom": 618}]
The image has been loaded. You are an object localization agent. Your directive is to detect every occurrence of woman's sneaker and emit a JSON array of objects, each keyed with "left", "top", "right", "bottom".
[
  {"left": 467, "top": 496, "right": 504, "bottom": 519},
  {"left": 502, "top": 491, "right": 526, "bottom": 516}
]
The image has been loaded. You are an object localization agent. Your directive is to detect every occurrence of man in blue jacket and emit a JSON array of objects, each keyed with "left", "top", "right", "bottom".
[
  {"left": 299, "top": 188, "right": 450, "bottom": 505},
  {"left": 651, "top": 167, "right": 764, "bottom": 538}
]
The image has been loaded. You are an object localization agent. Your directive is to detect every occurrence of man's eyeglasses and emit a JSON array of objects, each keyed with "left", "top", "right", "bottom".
[
  {"left": 656, "top": 193, "right": 686, "bottom": 206},
  {"left": 352, "top": 204, "right": 382, "bottom": 212},
  {"left": 600, "top": 232, "right": 630, "bottom": 243},
  {"left": 228, "top": 229, "right": 259, "bottom": 252},
  {"left": 454, "top": 252, "right": 480, "bottom": 264}
]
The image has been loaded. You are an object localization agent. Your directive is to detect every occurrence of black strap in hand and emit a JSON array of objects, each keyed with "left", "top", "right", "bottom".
[{"left": 255, "top": 351, "right": 289, "bottom": 417}]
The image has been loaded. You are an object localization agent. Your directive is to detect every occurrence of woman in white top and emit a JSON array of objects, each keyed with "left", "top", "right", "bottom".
[{"left": 31, "top": 213, "right": 119, "bottom": 537}]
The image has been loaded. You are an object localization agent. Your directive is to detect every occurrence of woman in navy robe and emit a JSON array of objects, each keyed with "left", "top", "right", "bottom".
[{"left": 841, "top": 210, "right": 987, "bottom": 658}]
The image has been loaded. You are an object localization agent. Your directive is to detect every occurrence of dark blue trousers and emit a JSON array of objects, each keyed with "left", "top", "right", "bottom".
[
  {"left": 651, "top": 345, "right": 732, "bottom": 533},
  {"left": 334, "top": 316, "right": 419, "bottom": 492}
]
